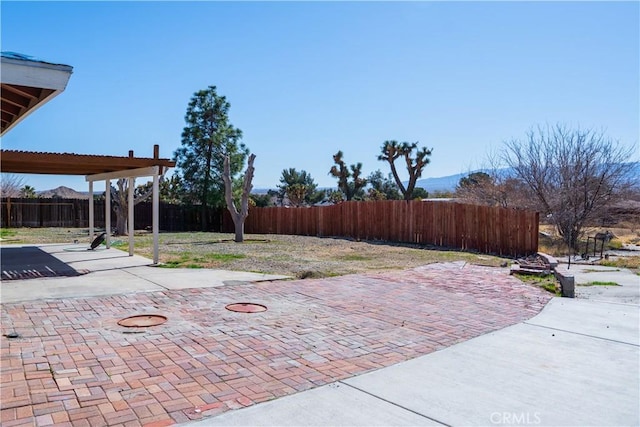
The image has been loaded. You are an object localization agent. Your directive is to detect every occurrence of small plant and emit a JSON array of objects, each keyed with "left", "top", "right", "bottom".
[
  {"left": 606, "top": 239, "right": 623, "bottom": 250},
  {"left": 205, "top": 253, "right": 246, "bottom": 262},
  {"left": 296, "top": 270, "right": 338, "bottom": 279},
  {"left": 515, "top": 273, "right": 560, "bottom": 296},
  {"left": 600, "top": 256, "right": 640, "bottom": 272},
  {"left": 159, "top": 252, "right": 245, "bottom": 268},
  {"left": 582, "top": 281, "right": 620, "bottom": 287},
  {"left": 0, "top": 228, "right": 17, "bottom": 239},
  {"left": 337, "top": 254, "right": 371, "bottom": 261}
]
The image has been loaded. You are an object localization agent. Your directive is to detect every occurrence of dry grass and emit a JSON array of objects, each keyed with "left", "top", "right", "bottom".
[
  {"left": 0, "top": 227, "right": 510, "bottom": 278},
  {"left": 538, "top": 222, "right": 640, "bottom": 274},
  {"left": 539, "top": 222, "right": 640, "bottom": 255}
]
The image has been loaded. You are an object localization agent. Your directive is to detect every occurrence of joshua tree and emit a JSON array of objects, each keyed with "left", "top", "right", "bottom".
[
  {"left": 379, "top": 140, "right": 432, "bottom": 200},
  {"left": 329, "top": 151, "right": 367, "bottom": 201}
]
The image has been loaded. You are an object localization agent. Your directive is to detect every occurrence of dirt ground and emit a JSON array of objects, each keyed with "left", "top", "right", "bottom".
[{"left": 0, "top": 228, "right": 509, "bottom": 278}]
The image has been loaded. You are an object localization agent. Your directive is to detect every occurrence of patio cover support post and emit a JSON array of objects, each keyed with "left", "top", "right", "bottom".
[
  {"left": 105, "top": 179, "right": 111, "bottom": 248},
  {"left": 152, "top": 166, "right": 159, "bottom": 264},
  {"left": 85, "top": 161, "right": 170, "bottom": 263},
  {"left": 88, "top": 181, "right": 94, "bottom": 242},
  {"left": 128, "top": 177, "right": 134, "bottom": 256}
]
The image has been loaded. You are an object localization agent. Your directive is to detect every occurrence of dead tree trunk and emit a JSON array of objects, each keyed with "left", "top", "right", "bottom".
[
  {"left": 112, "top": 178, "right": 157, "bottom": 236},
  {"left": 222, "top": 154, "right": 256, "bottom": 243}
]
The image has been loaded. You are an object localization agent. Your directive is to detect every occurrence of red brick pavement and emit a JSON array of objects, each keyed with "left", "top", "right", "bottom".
[{"left": 1, "top": 262, "right": 552, "bottom": 426}]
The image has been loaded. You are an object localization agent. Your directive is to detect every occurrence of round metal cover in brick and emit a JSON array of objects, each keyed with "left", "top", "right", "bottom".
[
  {"left": 117, "top": 314, "right": 167, "bottom": 327},
  {"left": 225, "top": 303, "right": 267, "bottom": 313}
]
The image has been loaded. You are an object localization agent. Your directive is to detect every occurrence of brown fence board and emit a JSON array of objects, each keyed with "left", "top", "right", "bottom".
[{"left": 245, "top": 201, "right": 538, "bottom": 257}]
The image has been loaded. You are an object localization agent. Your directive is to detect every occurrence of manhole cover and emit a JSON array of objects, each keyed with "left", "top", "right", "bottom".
[
  {"left": 117, "top": 314, "right": 167, "bottom": 327},
  {"left": 225, "top": 303, "right": 267, "bottom": 313}
]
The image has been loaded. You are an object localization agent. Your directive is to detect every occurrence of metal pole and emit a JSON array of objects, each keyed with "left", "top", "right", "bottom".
[
  {"left": 105, "top": 179, "right": 111, "bottom": 249},
  {"left": 128, "top": 177, "right": 134, "bottom": 256}
]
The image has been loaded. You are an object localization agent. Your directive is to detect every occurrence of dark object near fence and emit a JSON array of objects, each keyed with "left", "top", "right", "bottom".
[
  {"left": 582, "top": 231, "right": 614, "bottom": 259},
  {"left": 89, "top": 232, "right": 106, "bottom": 250}
]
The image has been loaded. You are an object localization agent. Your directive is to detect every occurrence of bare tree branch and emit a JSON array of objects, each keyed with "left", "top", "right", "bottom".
[{"left": 502, "top": 123, "right": 636, "bottom": 250}]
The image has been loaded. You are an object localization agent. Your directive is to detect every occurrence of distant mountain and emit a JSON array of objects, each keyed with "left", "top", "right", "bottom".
[
  {"left": 413, "top": 161, "right": 640, "bottom": 193},
  {"left": 252, "top": 174, "right": 469, "bottom": 195},
  {"left": 37, "top": 186, "right": 89, "bottom": 199},
  {"left": 412, "top": 172, "right": 468, "bottom": 193}
]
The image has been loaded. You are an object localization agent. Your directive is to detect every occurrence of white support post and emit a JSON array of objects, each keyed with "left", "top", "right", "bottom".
[
  {"left": 105, "top": 179, "right": 111, "bottom": 249},
  {"left": 152, "top": 167, "right": 160, "bottom": 264},
  {"left": 88, "top": 181, "right": 94, "bottom": 242},
  {"left": 128, "top": 177, "right": 134, "bottom": 256}
]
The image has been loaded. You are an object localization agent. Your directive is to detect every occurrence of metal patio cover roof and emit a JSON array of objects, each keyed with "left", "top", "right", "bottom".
[{"left": 0, "top": 150, "right": 175, "bottom": 176}]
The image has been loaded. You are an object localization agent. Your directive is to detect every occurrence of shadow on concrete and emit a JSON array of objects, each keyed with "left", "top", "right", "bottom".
[{"left": 1, "top": 246, "right": 84, "bottom": 280}]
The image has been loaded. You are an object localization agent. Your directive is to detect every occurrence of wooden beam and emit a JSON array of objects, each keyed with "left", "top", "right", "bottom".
[
  {"left": 2, "top": 84, "right": 41, "bottom": 100},
  {"left": 86, "top": 166, "right": 164, "bottom": 182},
  {"left": 1, "top": 88, "right": 31, "bottom": 108}
]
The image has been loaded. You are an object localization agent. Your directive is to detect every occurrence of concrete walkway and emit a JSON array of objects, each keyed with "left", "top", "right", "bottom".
[
  {"left": 1, "top": 244, "right": 288, "bottom": 303},
  {"left": 185, "top": 297, "right": 639, "bottom": 427},
  {"left": 555, "top": 263, "right": 640, "bottom": 304}
]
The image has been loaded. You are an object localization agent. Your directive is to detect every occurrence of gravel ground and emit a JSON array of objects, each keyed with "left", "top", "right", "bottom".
[{"left": 1, "top": 228, "right": 510, "bottom": 278}]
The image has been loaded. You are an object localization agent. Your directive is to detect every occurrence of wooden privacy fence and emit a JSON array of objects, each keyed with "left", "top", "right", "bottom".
[
  {"left": 0, "top": 198, "right": 223, "bottom": 231},
  {"left": 1, "top": 198, "right": 539, "bottom": 256},
  {"left": 1, "top": 198, "right": 100, "bottom": 228},
  {"left": 243, "top": 200, "right": 539, "bottom": 257}
]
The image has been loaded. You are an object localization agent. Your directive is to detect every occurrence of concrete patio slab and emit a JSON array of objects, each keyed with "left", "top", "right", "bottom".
[
  {"left": 343, "top": 316, "right": 639, "bottom": 427},
  {"left": 187, "top": 382, "right": 442, "bottom": 426},
  {"left": 124, "top": 267, "right": 289, "bottom": 290},
  {"left": 525, "top": 297, "right": 639, "bottom": 344},
  {"left": 1, "top": 270, "right": 163, "bottom": 303},
  {"left": 0, "top": 244, "right": 288, "bottom": 303},
  {"left": 555, "top": 263, "right": 640, "bottom": 304}
]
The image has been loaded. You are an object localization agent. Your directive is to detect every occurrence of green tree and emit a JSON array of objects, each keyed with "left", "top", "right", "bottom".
[
  {"left": 173, "top": 86, "right": 248, "bottom": 230},
  {"left": 366, "top": 170, "right": 402, "bottom": 200},
  {"left": 159, "top": 175, "right": 185, "bottom": 204},
  {"left": 20, "top": 185, "right": 36, "bottom": 198},
  {"left": 134, "top": 174, "right": 185, "bottom": 204},
  {"left": 250, "top": 193, "right": 273, "bottom": 207},
  {"left": 412, "top": 187, "right": 429, "bottom": 199},
  {"left": 458, "top": 171, "right": 492, "bottom": 189},
  {"left": 378, "top": 140, "right": 433, "bottom": 200},
  {"left": 327, "top": 190, "right": 344, "bottom": 204},
  {"left": 329, "top": 151, "right": 367, "bottom": 201},
  {"left": 277, "top": 168, "right": 325, "bottom": 206}
]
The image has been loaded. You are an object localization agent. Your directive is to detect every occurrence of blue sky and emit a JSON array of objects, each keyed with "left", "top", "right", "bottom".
[{"left": 2, "top": 1, "right": 638, "bottom": 192}]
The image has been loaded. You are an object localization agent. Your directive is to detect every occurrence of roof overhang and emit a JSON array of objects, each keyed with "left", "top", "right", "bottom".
[
  {"left": 0, "top": 150, "right": 175, "bottom": 176},
  {"left": 1, "top": 52, "right": 73, "bottom": 135}
]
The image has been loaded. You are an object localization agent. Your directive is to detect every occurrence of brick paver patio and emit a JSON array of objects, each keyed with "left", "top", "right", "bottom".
[{"left": 1, "top": 262, "right": 552, "bottom": 426}]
